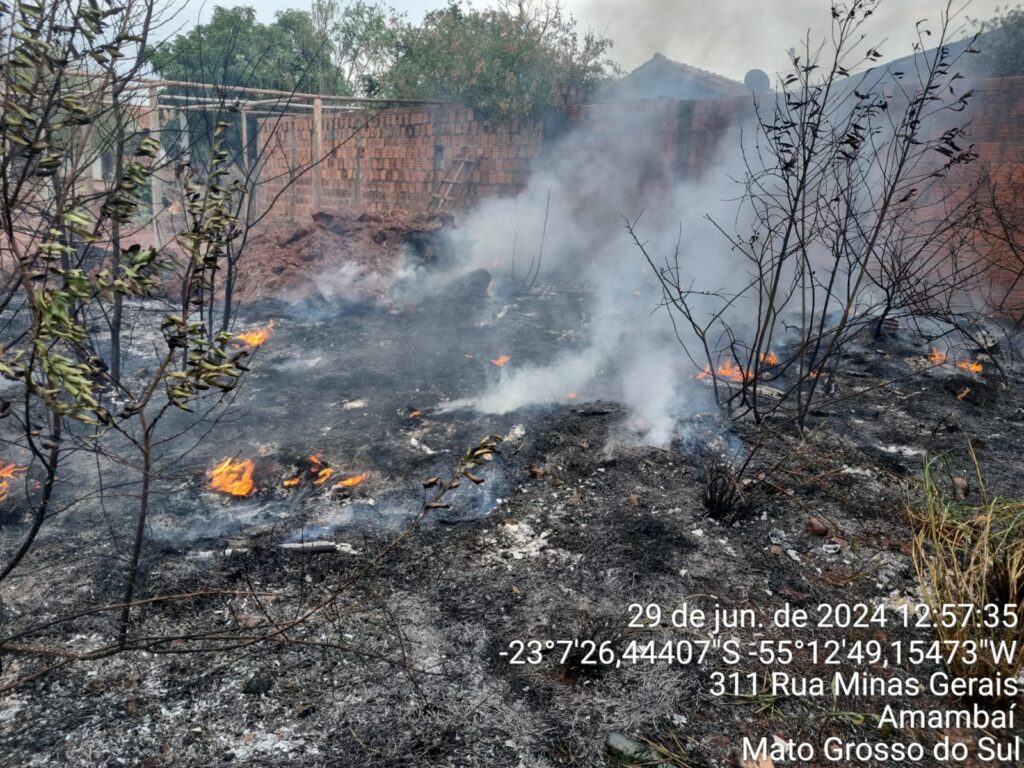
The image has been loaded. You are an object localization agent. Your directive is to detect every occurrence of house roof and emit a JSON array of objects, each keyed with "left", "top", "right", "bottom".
[{"left": 610, "top": 53, "right": 749, "bottom": 100}]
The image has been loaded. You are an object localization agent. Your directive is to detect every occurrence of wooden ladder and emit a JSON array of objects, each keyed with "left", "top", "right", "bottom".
[{"left": 430, "top": 150, "right": 478, "bottom": 212}]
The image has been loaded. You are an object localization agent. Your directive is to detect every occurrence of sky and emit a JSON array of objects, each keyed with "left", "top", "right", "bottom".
[{"left": 174, "top": 0, "right": 1004, "bottom": 81}]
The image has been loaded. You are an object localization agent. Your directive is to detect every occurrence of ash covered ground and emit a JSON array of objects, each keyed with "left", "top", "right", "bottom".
[{"left": 2, "top": 226, "right": 1024, "bottom": 767}]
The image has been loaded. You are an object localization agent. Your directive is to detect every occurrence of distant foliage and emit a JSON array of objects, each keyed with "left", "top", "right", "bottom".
[
  {"left": 970, "top": 4, "right": 1024, "bottom": 76},
  {"left": 384, "top": 0, "right": 619, "bottom": 120},
  {"left": 150, "top": 1, "right": 619, "bottom": 122},
  {"left": 149, "top": 6, "right": 336, "bottom": 94}
]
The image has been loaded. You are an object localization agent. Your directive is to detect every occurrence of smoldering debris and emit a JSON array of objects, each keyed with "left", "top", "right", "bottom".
[{"left": 235, "top": 208, "right": 453, "bottom": 303}]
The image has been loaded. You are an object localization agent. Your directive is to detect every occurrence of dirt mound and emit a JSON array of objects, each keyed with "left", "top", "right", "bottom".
[{"left": 234, "top": 208, "right": 453, "bottom": 302}]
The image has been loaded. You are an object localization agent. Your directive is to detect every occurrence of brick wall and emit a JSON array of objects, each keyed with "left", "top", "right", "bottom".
[
  {"left": 253, "top": 76, "right": 1023, "bottom": 225},
  {"left": 253, "top": 96, "right": 754, "bottom": 223},
  {"left": 255, "top": 105, "right": 546, "bottom": 221}
]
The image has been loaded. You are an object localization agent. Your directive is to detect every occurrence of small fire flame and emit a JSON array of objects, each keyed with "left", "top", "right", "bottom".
[
  {"left": 566, "top": 391, "right": 578, "bottom": 400},
  {"left": 283, "top": 454, "right": 337, "bottom": 488},
  {"left": 956, "top": 361, "right": 983, "bottom": 374},
  {"left": 334, "top": 472, "right": 368, "bottom": 488},
  {"left": 309, "top": 455, "right": 334, "bottom": 485},
  {"left": 409, "top": 409, "right": 423, "bottom": 418},
  {"left": 760, "top": 351, "right": 779, "bottom": 365},
  {"left": 491, "top": 354, "right": 510, "bottom": 367},
  {"left": 234, "top": 320, "right": 276, "bottom": 347},
  {"left": 696, "top": 358, "right": 746, "bottom": 383},
  {"left": 928, "top": 348, "right": 982, "bottom": 374},
  {"left": 208, "top": 457, "right": 255, "bottom": 497},
  {"left": 0, "top": 462, "right": 28, "bottom": 502}
]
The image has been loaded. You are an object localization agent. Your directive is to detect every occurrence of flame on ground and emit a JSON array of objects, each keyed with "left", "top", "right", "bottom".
[
  {"left": 0, "top": 462, "right": 28, "bottom": 502},
  {"left": 956, "top": 361, "right": 983, "bottom": 374},
  {"left": 234, "top": 320, "right": 276, "bottom": 347},
  {"left": 928, "top": 348, "right": 981, "bottom": 373},
  {"left": 696, "top": 358, "right": 746, "bottom": 383},
  {"left": 566, "top": 391, "right": 578, "bottom": 400},
  {"left": 491, "top": 354, "right": 510, "bottom": 367},
  {"left": 759, "top": 351, "right": 779, "bottom": 365},
  {"left": 334, "top": 472, "right": 368, "bottom": 488},
  {"left": 208, "top": 457, "right": 255, "bottom": 497},
  {"left": 309, "top": 455, "right": 334, "bottom": 485},
  {"left": 283, "top": 454, "right": 336, "bottom": 488}
]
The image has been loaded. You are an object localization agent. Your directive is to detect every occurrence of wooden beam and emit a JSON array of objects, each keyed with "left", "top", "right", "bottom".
[
  {"left": 312, "top": 98, "right": 322, "bottom": 212},
  {"left": 148, "top": 86, "right": 163, "bottom": 249},
  {"left": 240, "top": 109, "right": 249, "bottom": 175}
]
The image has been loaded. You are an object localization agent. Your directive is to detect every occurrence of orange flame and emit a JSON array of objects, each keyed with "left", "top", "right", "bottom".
[
  {"left": 208, "top": 457, "right": 255, "bottom": 497},
  {"left": 234, "top": 320, "right": 276, "bottom": 347},
  {"left": 566, "top": 391, "right": 578, "bottom": 400},
  {"left": 334, "top": 472, "right": 368, "bottom": 488},
  {"left": 956, "top": 360, "right": 983, "bottom": 374},
  {"left": 929, "top": 347, "right": 948, "bottom": 364},
  {"left": 759, "top": 351, "right": 779, "bottom": 365},
  {"left": 0, "top": 462, "right": 28, "bottom": 502},
  {"left": 283, "top": 454, "right": 337, "bottom": 488},
  {"left": 491, "top": 354, "right": 510, "bottom": 368},
  {"left": 409, "top": 409, "right": 423, "bottom": 418},
  {"left": 696, "top": 358, "right": 747, "bottom": 383}
]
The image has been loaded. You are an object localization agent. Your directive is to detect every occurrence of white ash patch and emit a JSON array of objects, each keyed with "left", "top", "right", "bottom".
[
  {"left": 0, "top": 693, "right": 26, "bottom": 727},
  {"left": 841, "top": 465, "right": 875, "bottom": 478},
  {"left": 227, "top": 726, "right": 314, "bottom": 760},
  {"left": 481, "top": 519, "right": 579, "bottom": 567}
]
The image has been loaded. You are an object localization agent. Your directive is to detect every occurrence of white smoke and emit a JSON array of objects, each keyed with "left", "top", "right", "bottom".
[{"left": 436, "top": 102, "right": 752, "bottom": 448}]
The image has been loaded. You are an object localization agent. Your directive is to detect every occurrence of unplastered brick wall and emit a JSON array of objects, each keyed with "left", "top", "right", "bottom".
[
  {"left": 255, "top": 105, "right": 546, "bottom": 221},
  {"left": 253, "top": 96, "right": 755, "bottom": 224},
  {"left": 908, "top": 76, "right": 1024, "bottom": 311},
  {"left": 253, "top": 76, "right": 1023, "bottom": 232}
]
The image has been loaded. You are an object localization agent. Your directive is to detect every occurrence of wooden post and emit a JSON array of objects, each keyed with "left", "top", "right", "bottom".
[
  {"left": 81, "top": 123, "right": 102, "bottom": 196},
  {"left": 354, "top": 128, "right": 362, "bottom": 207},
  {"left": 311, "top": 97, "right": 322, "bottom": 212},
  {"left": 239, "top": 109, "right": 252, "bottom": 226},
  {"left": 432, "top": 105, "right": 443, "bottom": 197},
  {"left": 179, "top": 109, "right": 190, "bottom": 166},
  {"left": 240, "top": 109, "right": 249, "bottom": 176},
  {"left": 289, "top": 122, "right": 298, "bottom": 221},
  {"left": 148, "top": 86, "right": 163, "bottom": 249}
]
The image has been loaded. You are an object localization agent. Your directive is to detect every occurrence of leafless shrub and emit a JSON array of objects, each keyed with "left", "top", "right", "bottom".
[{"left": 633, "top": 0, "right": 985, "bottom": 435}]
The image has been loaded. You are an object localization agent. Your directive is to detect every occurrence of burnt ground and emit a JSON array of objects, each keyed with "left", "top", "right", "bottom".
[{"left": 1, "top": 276, "right": 1024, "bottom": 767}]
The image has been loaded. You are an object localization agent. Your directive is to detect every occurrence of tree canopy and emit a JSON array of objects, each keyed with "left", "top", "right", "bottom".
[
  {"left": 148, "top": 6, "right": 335, "bottom": 94},
  {"left": 970, "top": 4, "right": 1024, "bottom": 76},
  {"left": 149, "top": 1, "right": 619, "bottom": 120},
  {"left": 383, "top": 1, "right": 617, "bottom": 119}
]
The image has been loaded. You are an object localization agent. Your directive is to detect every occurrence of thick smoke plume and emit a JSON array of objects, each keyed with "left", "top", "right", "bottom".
[{"left": 432, "top": 104, "right": 751, "bottom": 448}]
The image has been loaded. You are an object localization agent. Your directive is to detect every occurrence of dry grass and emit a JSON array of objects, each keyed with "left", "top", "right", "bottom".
[{"left": 908, "top": 450, "right": 1024, "bottom": 685}]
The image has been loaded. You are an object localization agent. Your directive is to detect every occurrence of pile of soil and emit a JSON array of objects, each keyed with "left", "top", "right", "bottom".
[{"left": 233, "top": 208, "right": 453, "bottom": 303}]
